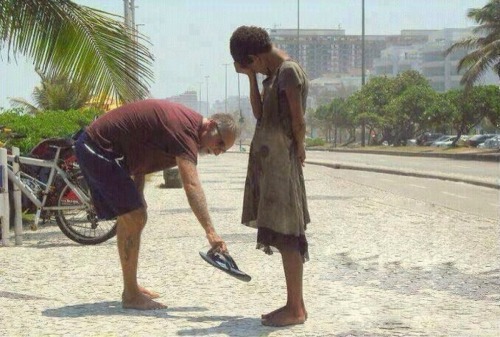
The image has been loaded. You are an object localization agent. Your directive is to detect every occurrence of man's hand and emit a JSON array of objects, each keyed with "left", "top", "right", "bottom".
[{"left": 206, "top": 231, "right": 228, "bottom": 253}]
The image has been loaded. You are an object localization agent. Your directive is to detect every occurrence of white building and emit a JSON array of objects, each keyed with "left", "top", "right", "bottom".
[{"left": 373, "top": 28, "right": 499, "bottom": 91}]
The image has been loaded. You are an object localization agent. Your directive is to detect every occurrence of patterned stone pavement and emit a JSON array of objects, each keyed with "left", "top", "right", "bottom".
[{"left": 0, "top": 152, "right": 498, "bottom": 337}]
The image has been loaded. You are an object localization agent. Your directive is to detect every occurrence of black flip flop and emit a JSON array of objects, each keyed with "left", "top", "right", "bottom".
[{"left": 199, "top": 249, "right": 251, "bottom": 282}]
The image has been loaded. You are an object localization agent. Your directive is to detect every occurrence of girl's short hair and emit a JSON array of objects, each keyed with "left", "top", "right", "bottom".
[{"left": 230, "top": 26, "right": 272, "bottom": 66}]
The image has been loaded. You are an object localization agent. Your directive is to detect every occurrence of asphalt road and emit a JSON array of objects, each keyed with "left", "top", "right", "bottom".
[
  {"left": 304, "top": 149, "right": 499, "bottom": 220},
  {"left": 324, "top": 169, "right": 498, "bottom": 220},
  {"left": 307, "top": 151, "right": 499, "bottom": 183}
]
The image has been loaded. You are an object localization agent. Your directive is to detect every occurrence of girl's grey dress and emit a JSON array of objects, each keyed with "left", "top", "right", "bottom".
[{"left": 241, "top": 60, "right": 310, "bottom": 261}]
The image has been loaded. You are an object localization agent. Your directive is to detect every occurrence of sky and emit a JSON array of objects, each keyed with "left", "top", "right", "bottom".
[{"left": 0, "top": 0, "right": 489, "bottom": 109}]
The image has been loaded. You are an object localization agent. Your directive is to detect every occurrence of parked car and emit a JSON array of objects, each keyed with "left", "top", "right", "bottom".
[
  {"left": 406, "top": 139, "right": 417, "bottom": 146},
  {"left": 430, "top": 135, "right": 456, "bottom": 147},
  {"left": 437, "top": 135, "right": 469, "bottom": 147},
  {"left": 455, "top": 135, "right": 470, "bottom": 147},
  {"left": 417, "top": 132, "right": 444, "bottom": 146},
  {"left": 478, "top": 135, "right": 500, "bottom": 149},
  {"left": 466, "top": 134, "right": 496, "bottom": 147}
]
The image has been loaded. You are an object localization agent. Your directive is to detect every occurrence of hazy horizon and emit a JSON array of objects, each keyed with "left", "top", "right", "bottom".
[{"left": 0, "top": 0, "right": 490, "bottom": 109}]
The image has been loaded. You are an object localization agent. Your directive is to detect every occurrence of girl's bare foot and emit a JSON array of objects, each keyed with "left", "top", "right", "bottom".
[
  {"left": 261, "top": 306, "right": 285, "bottom": 319},
  {"left": 122, "top": 292, "right": 167, "bottom": 310},
  {"left": 262, "top": 305, "right": 307, "bottom": 320},
  {"left": 138, "top": 285, "right": 160, "bottom": 299},
  {"left": 261, "top": 307, "right": 306, "bottom": 327}
]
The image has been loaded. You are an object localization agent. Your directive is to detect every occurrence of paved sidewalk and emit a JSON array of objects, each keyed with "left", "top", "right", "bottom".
[
  {"left": 313, "top": 147, "right": 500, "bottom": 163},
  {"left": 0, "top": 153, "right": 499, "bottom": 336}
]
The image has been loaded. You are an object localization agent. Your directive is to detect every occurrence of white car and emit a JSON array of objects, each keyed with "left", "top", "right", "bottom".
[
  {"left": 430, "top": 135, "right": 456, "bottom": 147},
  {"left": 478, "top": 135, "right": 500, "bottom": 149},
  {"left": 438, "top": 135, "right": 470, "bottom": 147}
]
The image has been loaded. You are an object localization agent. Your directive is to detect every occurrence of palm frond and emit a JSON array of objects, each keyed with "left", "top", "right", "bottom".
[
  {"left": 457, "top": 44, "right": 500, "bottom": 87},
  {"left": 494, "top": 62, "right": 500, "bottom": 77},
  {"left": 445, "top": 37, "right": 483, "bottom": 55},
  {"left": 446, "top": 0, "right": 500, "bottom": 88},
  {"left": 8, "top": 97, "right": 39, "bottom": 114},
  {"left": 0, "top": 0, "right": 154, "bottom": 104},
  {"left": 472, "top": 23, "right": 500, "bottom": 35}
]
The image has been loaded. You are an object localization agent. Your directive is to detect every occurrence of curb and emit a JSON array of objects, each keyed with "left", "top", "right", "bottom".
[
  {"left": 227, "top": 148, "right": 499, "bottom": 190},
  {"left": 307, "top": 160, "right": 500, "bottom": 190},
  {"left": 308, "top": 148, "right": 500, "bottom": 162}
]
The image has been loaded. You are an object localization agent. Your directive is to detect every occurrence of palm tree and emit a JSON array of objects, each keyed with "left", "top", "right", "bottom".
[
  {"left": 9, "top": 70, "right": 92, "bottom": 114},
  {"left": 0, "top": 0, "right": 153, "bottom": 105},
  {"left": 446, "top": 0, "right": 500, "bottom": 88}
]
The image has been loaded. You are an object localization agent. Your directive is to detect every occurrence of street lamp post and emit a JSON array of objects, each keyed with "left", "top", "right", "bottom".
[
  {"left": 297, "top": 0, "right": 300, "bottom": 61},
  {"left": 361, "top": 0, "right": 366, "bottom": 147},
  {"left": 223, "top": 63, "right": 229, "bottom": 114},
  {"left": 198, "top": 81, "right": 202, "bottom": 115},
  {"left": 205, "top": 75, "right": 209, "bottom": 117}
]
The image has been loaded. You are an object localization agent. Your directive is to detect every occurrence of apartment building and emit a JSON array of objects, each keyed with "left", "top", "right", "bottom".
[
  {"left": 269, "top": 28, "right": 429, "bottom": 79},
  {"left": 165, "top": 90, "right": 207, "bottom": 115}
]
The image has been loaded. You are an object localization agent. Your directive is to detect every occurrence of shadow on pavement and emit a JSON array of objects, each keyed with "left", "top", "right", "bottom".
[
  {"left": 0, "top": 291, "right": 51, "bottom": 300},
  {"left": 177, "top": 316, "right": 281, "bottom": 337},
  {"left": 6, "top": 225, "right": 115, "bottom": 249},
  {"left": 42, "top": 301, "right": 208, "bottom": 318},
  {"left": 334, "top": 331, "right": 387, "bottom": 337}
]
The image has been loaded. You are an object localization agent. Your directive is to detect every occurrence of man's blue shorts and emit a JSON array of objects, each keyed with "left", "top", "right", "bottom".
[{"left": 74, "top": 131, "right": 143, "bottom": 220}]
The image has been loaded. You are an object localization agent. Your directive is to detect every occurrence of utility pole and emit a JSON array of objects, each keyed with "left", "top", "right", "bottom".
[
  {"left": 205, "top": 75, "right": 210, "bottom": 117},
  {"left": 124, "top": 0, "right": 138, "bottom": 97},
  {"left": 197, "top": 63, "right": 204, "bottom": 115},
  {"left": 297, "top": 0, "right": 300, "bottom": 61},
  {"left": 223, "top": 63, "right": 230, "bottom": 114},
  {"left": 123, "top": 0, "right": 135, "bottom": 30},
  {"left": 123, "top": 0, "right": 130, "bottom": 27},
  {"left": 361, "top": 0, "right": 366, "bottom": 147},
  {"left": 130, "top": 0, "right": 135, "bottom": 29},
  {"left": 198, "top": 82, "right": 202, "bottom": 115}
]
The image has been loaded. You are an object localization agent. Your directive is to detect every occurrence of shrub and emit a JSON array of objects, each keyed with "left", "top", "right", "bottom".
[
  {"left": 0, "top": 108, "right": 103, "bottom": 154},
  {"left": 305, "top": 137, "right": 326, "bottom": 147}
]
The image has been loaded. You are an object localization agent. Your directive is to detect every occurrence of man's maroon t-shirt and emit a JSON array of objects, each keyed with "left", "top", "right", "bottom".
[{"left": 86, "top": 99, "right": 203, "bottom": 175}]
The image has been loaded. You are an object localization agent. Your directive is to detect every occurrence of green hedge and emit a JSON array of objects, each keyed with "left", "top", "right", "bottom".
[
  {"left": 0, "top": 108, "right": 103, "bottom": 154},
  {"left": 305, "top": 137, "right": 325, "bottom": 147}
]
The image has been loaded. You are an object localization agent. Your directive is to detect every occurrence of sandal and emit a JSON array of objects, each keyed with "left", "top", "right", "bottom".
[{"left": 199, "top": 248, "right": 251, "bottom": 282}]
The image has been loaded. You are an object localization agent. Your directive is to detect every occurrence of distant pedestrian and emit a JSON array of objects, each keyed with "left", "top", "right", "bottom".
[
  {"left": 230, "top": 25, "right": 310, "bottom": 326},
  {"left": 75, "top": 99, "right": 239, "bottom": 310}
]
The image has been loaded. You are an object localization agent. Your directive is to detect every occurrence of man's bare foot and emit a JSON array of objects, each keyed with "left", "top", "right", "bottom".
[
  {"left": 122, "top": 292, "right": 167, "bottom": 310},
  {"left": 138, "top": 285, "right": 160, "bottom": 299},
  {"left": 261, "top": 307, "right": 306, "bottom": 327}
]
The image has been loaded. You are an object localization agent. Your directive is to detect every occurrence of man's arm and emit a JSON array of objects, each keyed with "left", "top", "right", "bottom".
[{"left": 176, "top": 156, "right": 227, "bottom": 251}]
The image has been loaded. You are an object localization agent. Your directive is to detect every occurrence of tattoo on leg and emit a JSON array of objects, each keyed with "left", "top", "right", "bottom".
[{"left": 124, "top": 237, "right": 134, "bottom": 261}]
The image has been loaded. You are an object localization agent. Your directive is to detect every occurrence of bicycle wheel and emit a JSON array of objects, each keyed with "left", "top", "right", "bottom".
[{"left": 55, "top": 174, "right": 117, "bottom": 245}]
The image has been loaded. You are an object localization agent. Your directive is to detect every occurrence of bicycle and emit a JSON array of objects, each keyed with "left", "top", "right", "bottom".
[{"left": 5, "top": 141, "right": 117, "bottom": 245}]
